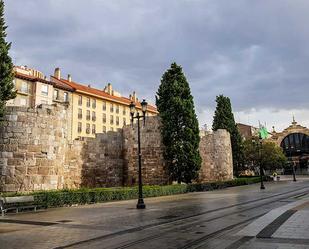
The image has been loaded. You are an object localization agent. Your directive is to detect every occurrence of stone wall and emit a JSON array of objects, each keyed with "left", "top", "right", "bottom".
[
  {"left": 78, "top": 132, "right": 124, "bottom": 188},
  {"left": 198, "top": 130, "right": 233, "bottom": 182},
  {"left": 0, "top": 105, "right": 70, "bottom": 192},
  {"left": 123, "top": 117, "right": 233, "bottom": 184},
  {"left": 123, "top": 117, "right": 169, "bottom": 186},
  {"left": 0, "top": 106, "right": 233, "bottom": 192}
]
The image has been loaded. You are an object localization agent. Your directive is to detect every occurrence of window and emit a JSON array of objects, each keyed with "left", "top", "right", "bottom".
[
  {"left": 110, "top": 115, "right": 114, "bottom": 125},
  {"left": 86, "top": 123, "right": 90, "bottom": 134},
  {"left": 111, "top": 127, "right": 114, "bottom": 131},
  {"left": 123, "top": 107, "right": 126, "bottom": 115},
  {"left": 78, "top": 109, "right": 82, "bottom": 119},
  {"left": 102, "top": 101, "right": 106, "bottom": 111},
  {"left": 54, "top": 90, "right": 59, "bottom": 100},
  {"left": 78, "top": 122, "right": 82, "bottom": 133},
  {"left": 41, "top": 85, "right": 48, "bottom": 96},
  {"left": 110, "top": 103, "right": 114, "bottom": 112},
  {"left": 78, "top": 95, "right": 82, "bottom": 105},
  {"left": 92, "top": 124, "right": 96, "bottom": 134},
  {"left": 92, "top": 99, "right": 96, "bottom": 108},
  {"left": 92, "top": 111, "right": 96, "bottom": 121},
  {"left": 86, "top": 97, "right": 90, "bottom": 107},
  {"left": 64, "top": 92, "right": 69, "bottom": 102},
  {"left": 102, "top": 126, "right": 106, "bottom": 133},
  {"left": 123, "top": 118, "right": 126, "bottom": 126},
  {"left": 20, "top": 81, "right": 28, "bottom": 93},
  {"left": 86, "top": 110, "right": 91, "bottom": 120},
  {"left": 102, "top": 113, "right": 106, "bottom": 123},
  {"left": 116, "top": 105, "right": 119, "bottom": 114},
  {"left": 116, "top": 116, "right": 119, "bottom": 126}
]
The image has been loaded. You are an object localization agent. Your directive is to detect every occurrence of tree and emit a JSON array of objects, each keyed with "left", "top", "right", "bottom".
[
  {"left": 243, "top": 139, "right": 287, "bottom": 172},
  {"left": 156, "top": 62, "right": 201, "bottom": 183},
  {"left": 212, "top": 95, "right": 243, "bottom": 176},
  {"left": 0, "top": 0, "right": 16, "bottom": 119}
]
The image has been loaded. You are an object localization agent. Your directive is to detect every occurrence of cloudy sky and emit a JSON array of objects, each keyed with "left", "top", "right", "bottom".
[{"left": 4, "top": 0, "right": 309, "bottom": 131}]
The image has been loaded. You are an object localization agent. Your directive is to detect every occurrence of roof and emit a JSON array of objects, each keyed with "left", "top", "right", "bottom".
[
  {"left": 14, "top": 71, "right": 51, "bottom": 84},
  {"left": 51, "top": 76, "right": 158, "bottom": 113},
  {"left": 14, "top": 71, "right": 74, "bottom": 92}
]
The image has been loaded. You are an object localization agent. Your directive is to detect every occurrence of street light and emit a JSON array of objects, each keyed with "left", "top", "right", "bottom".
[
  {"left": 130, "top": 99, "right": 148, "bottom": 209},
  {"left": 290, "top": 145, "right": 297, "bottom": 182},
  {"left": 252, "top": 139, "right": 265, "bottom": 190}
]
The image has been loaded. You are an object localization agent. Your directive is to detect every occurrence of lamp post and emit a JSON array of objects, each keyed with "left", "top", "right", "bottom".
[
  {"left": 258, "top": 139, "right": 265, "bottom": 190},
  {"left": 290, "top": 146, "right": 297, "bottom": 182},
  {"left": 253, "top": 139, "right": 265, "bottom": 190},
  {"left": 130, "top": 99, "right": 148, "bottom": 209}
]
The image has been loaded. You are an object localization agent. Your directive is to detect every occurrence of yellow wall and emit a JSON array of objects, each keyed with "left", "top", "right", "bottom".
[
  {"left": 6, "top": 78, "right": 34, "bottom": 107},
  {"left": 71, "top": 92, "right": 156, "bottom": 140}
]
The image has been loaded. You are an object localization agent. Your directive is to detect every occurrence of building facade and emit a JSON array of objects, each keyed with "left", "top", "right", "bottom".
[
  {"left": 7, "top": 66, "right": 73, "bottom": 108},
  {"left": 50, "top": 68, "right": 157, "bottom": 140},
  {"left": 7, "top": 66, "right": 158, "bottom": 140}
]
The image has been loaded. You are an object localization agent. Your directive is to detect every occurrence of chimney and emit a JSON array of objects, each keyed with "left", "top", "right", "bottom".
[
  {"left": 88, "top": 84, "right": 91, "bottom": 88},
  {"left": 54, "top": 68, "right": 61, "bottom": 79},
  {"left": 107, "top": 83, "right": 112, "bottom": 95},
  {"left": 132, "top": 91, "right": 137, "bottom": 102},
  {"left": 68, "top": 74, "right": 72, "bottom": 82}
]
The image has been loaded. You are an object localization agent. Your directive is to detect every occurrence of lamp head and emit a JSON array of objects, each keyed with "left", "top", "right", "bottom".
[
  {"left": 141, "top": 99, "right": 148, "bottom": 113},
  {"left": 129, "top": 101, "right": 136, "bottom": 116}
]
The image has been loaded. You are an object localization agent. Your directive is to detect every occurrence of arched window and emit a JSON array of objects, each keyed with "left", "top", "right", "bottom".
[{"left": 280, "top": 133, "right": 309, "bottom": 156}]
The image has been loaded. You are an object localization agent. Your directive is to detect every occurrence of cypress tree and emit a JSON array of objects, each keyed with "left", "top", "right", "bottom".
[
  {"left": 156, "top": 63, "right": 201, "bottom": 183},
  {"left": 212, "top": 95, "right": 243, "bottom": 176},
  {"left": 0, "top": 0, "right": 16, "bottom": 118}
]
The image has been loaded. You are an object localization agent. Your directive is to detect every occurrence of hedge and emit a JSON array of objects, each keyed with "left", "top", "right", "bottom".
[{"left": 1, "top": 177, "right": 262, "bottom": 208}]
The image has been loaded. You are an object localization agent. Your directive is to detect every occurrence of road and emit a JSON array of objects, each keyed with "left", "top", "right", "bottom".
[{"left": 0, "top": 177, "right": 308, "bottom": 249}]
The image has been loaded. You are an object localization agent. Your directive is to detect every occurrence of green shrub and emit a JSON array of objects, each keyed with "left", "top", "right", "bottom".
[{"left": 0, "top": 177, "right": 261, "bottom": 208}]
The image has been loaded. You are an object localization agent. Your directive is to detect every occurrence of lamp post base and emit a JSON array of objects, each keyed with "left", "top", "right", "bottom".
[
  {"left": 136, "top": 199, "right": 146, "bottom": 209},
  {"left": 260, "top": 184, "right": 265, "bottom": 190}
]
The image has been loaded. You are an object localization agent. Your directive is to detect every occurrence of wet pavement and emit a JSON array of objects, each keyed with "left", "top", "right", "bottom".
[{"left": 0, "top": 177, "right": 308, "bottom": 249}]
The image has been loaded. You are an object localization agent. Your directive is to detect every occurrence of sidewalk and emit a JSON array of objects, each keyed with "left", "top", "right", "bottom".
[{"left": 234, "top": 195, "right": 309, "bottom": 248}]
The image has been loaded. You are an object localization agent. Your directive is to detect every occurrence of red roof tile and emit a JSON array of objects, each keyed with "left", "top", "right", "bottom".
[{"left": 51, "top": 76, "right": 158, "bottom": 113}]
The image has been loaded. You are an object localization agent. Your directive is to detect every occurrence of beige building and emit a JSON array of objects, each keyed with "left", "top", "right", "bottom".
[
  {"left": 51, "top": 68, "right": 158, "bottom": 140},
  {"left": 7, "top": 66, "right": 73, "bottom": 108},
  {"left": 8, "top": 66, "right": 158, "bottom": 140}
]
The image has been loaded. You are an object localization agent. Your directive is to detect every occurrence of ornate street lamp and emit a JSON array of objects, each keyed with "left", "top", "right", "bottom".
[
  {"left": 259, "top": 138, "right": 266, "bottom": 190},
  {"left": 130, "top": 99, "right": 148, "bottom": 209},
  {"left": 252, "top": 139, "right": 265, "bottom": 190},
  {"left": 290, "top": 146, "right": 297, "bottom": 182}
]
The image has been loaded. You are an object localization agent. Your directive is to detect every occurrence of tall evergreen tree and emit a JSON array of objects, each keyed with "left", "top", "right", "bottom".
[
  {"left": 156, "top": 63, "right": 201, "bottom": 183},
  {"left": 212, "top": 95, "right": 243, "bottom": 176},
  {"left": 0, "top": 0, "right": 16, "bottom": 118}
]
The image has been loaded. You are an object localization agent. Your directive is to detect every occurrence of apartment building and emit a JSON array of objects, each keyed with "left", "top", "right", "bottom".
[
  {"left": 7, "top": 66, "right": 73, "bottom": 107},
  {"left": 51, "top": 68, "right": 158, "bottom": 139},
  {"left": 8, "top": 66, "right": 158, "bottom": 140}
]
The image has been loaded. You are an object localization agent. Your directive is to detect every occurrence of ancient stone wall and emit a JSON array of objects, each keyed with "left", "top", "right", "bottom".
[
  {"left": 123, "top": 117, "right": 169, "bottom": 186},
  {"left": 123, "top": 117, "right": 233, "bottom": 184},
  {"left": 198, "top": 130, "right": 233, "bottom": 182},
  {"left": 0, "top": 105, "right": 70, "bottom": 192},
  {"left": 0, "top": 107, "right": 233, "bottom": 192},
  {"left": 78, "top": 132, "right": 124, "bottom": 188}
]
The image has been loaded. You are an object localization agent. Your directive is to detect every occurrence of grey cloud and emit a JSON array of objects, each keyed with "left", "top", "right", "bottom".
[{"left": 4, "top": 0, "right": 309, "bottom": 113}]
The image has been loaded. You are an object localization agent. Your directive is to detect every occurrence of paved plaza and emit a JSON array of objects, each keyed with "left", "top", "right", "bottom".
[{"left": 0, "top": 177, "right": 308, "bottom": 249}]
